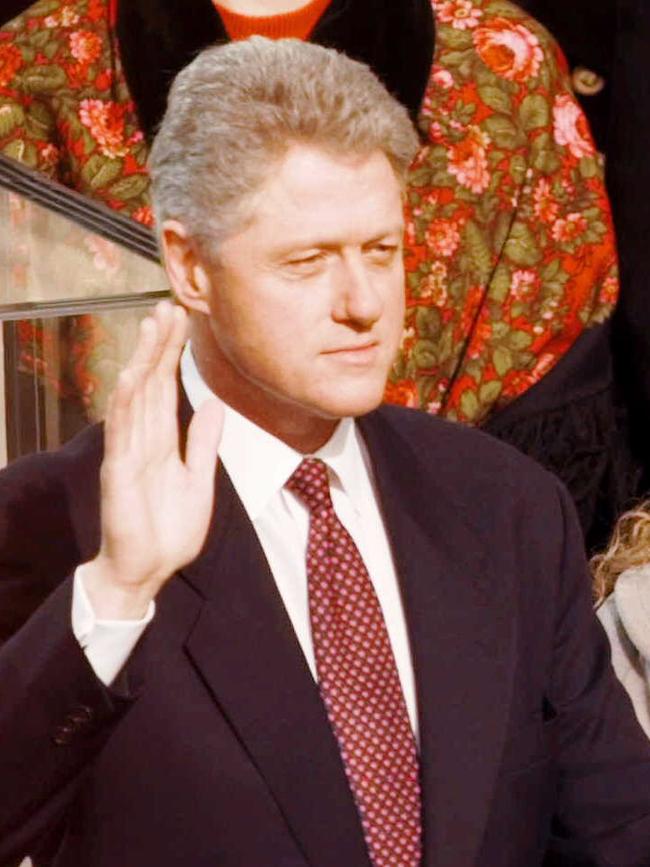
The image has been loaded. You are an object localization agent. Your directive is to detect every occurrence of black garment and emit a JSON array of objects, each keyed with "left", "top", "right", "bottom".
[
  {"left": 607, "top": 0, "right": 650, "bottom": 490},
  {"left": 484, "top": 322, "right": 641, "bottom": 554}
]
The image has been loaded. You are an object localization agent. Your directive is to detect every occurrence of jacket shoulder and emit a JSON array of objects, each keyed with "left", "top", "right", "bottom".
[{"left": 375, "top": 403, "right": 554, "bottom": 489}]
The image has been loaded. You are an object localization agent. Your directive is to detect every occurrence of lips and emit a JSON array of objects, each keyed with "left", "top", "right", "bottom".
[
  {"left": 324, "top": 341, "right": 378, "bottom": 355},
  {"left": 322, "top": 342, "right": 380, "bottom": 365}
]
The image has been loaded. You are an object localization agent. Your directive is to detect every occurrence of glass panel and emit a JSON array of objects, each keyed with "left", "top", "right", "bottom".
[
  {"left": 0, "top": 160, "right": 170, "bottom": 468},
  {"left": 2, "top": 307, "right": 154, "bottom": 464},
  {"left": 0, "top": 186, "right": 168, "bottom": 315}
]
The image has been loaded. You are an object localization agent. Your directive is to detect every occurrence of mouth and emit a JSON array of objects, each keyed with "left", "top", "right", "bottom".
[{"left": 322, "top": 342, "right": 380, "bottom": 364}]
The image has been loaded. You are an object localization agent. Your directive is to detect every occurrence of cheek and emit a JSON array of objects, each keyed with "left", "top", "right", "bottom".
[{"left": 387, "top": 274, "right": 406, "bottom": 325}]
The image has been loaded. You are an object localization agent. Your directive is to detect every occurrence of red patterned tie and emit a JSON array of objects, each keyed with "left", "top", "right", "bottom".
[{"left": 286, "top": 458, "right": 422, "bottom": 867}]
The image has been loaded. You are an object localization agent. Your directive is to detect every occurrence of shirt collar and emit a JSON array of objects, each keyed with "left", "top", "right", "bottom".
[{"left": 180, "top": 342, "right": 368, "bottom": 520}]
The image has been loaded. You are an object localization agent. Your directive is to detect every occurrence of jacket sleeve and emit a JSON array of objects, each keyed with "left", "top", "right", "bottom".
[
  {"left": 0, "top": 579, "right": 137, "bottom": 864},
  {"left": 0, "top": 438, "right": 136, "bottom": 863}
]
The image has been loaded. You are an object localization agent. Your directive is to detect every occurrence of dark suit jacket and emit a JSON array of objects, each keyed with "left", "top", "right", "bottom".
[{"left": 1, "top": 405, "right": 650, "bottom": 866}]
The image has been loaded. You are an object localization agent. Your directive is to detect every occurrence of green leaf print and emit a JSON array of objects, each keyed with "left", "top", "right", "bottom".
[
  {"left": 109, "top": 175, "right": 150, "bottom": 200},
  {"left": 460, "top": 389, "right": 480, "bottom": 420},
  {"left": 519, "top": 94, "right": 550, "bottom": 131},
  {"left": 480, "top": 381, "right": 503, "bottom": 403},
  {"left": 413, "top": 339, "right": 439, "bottom": 369},
  {"left": 492, "top": 346, "right": 513, "bottom": 377},
  {"left": 21, "top": 65, "right": 67, "bottom": 94},
  {"left": 81, "top": 155, "right": 122, "bottom": 190},
  {"left": 483, "top": 115, "right": 522, "bottom": 150},
  {"left": 0, "top": 103, "right": 25, "bottom": 138},
  {"left": 489, "top": 263, "right": 511, "bottom": 302},
  {"left": 465, "top": 220, "right": 493, "bottom": 283},
  {"left": 478, "top": 85, "right": 513, "bottom": 115},
  {"left": 504, "top": 222, "right": 542, "bottom": 266}
]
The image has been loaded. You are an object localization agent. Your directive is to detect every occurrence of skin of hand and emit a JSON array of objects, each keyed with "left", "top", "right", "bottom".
[{"left": 83, "top": 301, "right": 224, "bottom": 619}]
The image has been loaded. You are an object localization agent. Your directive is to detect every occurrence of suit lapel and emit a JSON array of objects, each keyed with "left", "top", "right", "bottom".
[
  {"left": 181, "top": 466, "right": 371, "bottom": 867},
  {"left": 359, "top": 411, "right": 517, "bottom": 867}
]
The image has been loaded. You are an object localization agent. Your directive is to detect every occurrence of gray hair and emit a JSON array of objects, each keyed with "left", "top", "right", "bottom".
[{"left": 148, "top": 36, "right": 419, "bottom": 256}]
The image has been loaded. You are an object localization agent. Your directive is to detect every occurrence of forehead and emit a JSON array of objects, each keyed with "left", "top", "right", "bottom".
[{"left": 230, "top": 144, "right": 405, "bottom": 253}]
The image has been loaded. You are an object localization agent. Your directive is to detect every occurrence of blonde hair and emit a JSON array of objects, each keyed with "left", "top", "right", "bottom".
[
  {"left": 591, "top": 501, "right": 650, "bottom": 603},
  {"left": 149, "top": 36, "right": 419, "bottom": 257}
]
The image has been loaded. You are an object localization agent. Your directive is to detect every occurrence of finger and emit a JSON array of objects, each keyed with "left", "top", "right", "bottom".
[
  {"left": 157, "top": 304, "right": 188, "bottom": 379},
  {"left": 185, "top": 398, "right": 224, "bottom": 485},
  {"left": 143, "top": 300, "right": 181, "bottom": 377},
  {"left": 123, "top": 315, "right": 159, "bottom": 398},
  {"left": 141, "top": 305, "right": 186, "bottom": 459},
  {"left": 143, "top": 362, "right": 180, "bottom": 462},
  {"left": 104, "top": 368, "right": 136, "bottom": 462},
  {"left": 126, "top": 304, "right": 176, "bottom": 454}
]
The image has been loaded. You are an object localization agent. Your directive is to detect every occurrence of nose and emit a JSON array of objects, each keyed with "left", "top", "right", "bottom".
[{"left": 332, "top": 253, "right": 383, "bottom": 328}]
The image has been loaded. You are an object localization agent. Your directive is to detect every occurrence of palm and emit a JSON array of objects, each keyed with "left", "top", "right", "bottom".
[{"left": 93, "top": 303, "right": 223, "bottom": 607}]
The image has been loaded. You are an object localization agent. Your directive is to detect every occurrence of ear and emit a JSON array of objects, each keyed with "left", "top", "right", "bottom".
[{"left": 161, "top": 219, "right": 212, "bottom": 315}]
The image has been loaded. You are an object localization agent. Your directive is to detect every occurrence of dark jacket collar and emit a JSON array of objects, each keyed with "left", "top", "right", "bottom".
[{"left": 116, "top": 0, "right": 435, "bottom": 139}]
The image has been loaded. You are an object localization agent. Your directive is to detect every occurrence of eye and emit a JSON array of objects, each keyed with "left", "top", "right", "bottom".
[
  {"left": 283, "top": 251, "right": 328, "bottom": 276},
  {"left": 365, "top": 242, "right": 400, "bottom": 264}
]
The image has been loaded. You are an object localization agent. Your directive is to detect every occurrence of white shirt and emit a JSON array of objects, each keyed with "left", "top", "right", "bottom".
[{"left": 74, "top": 344, "right": 419, "bottom": 736}]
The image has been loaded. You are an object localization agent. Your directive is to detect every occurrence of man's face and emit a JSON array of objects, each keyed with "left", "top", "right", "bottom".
[{"left": 197, "top": 144, "right": 406, "bottom": 448}]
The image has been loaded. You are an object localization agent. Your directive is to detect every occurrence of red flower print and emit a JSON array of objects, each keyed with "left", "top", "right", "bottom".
[
  {"left": 473, "top": 18, "right": 543, "bottom": 82},
  {"left": 533, "top": 178, "right": 559, "bottom": 224},
  {"left": 435, "top": 0, "right": 483, "bottom": 30},
  {"left": 45, "top": 7, "right": 81, "bottom": 28},
  {"left": 420, "top": 262, "right": 449, "bottom": 305},
  {"left": 87, "top": 0, "right": 107, "bottom": 23},
  {"left": 384, "top": 379, "right": 419, "bottom": 408},
  {"left": 132, "top": 205, "right": 154, "bottom": 227},
  {"left": 426, "top": 219, "right": 462, "bottom": 258},
  {"left": 79, "top": 98, "right": 128, "bottom": 158},
  {"left": 69, "top": 30, "right": 102, "bottom": 65},
  {"left": 551, "top": 212, "right": 588, "bottom": 243},
  {"left": 37, "top": 142, "right": 60, "bottom": 168},
  {"left": 552, "top": 94, "right": 595, "bottom": 159},
  {"left": 447, "top": 126, "right": 491, "bottom": 194},
  {"left": 0, "top": 43, "right": 22, "bottom": 88},
  {"left": 598, "top": 275, "right": 619, "bottom": 307},
  {"left": 467, "top": 315, "right": 493, "bottom": 359},
  {"left": 94, "top": 68, "right": 113, "bottom": 91},
  {"left": 432, "top": 65, "right": 454, "bottom": 90},
  {"left": 511, "top": 269, "right": 541, "bottom": 301}
]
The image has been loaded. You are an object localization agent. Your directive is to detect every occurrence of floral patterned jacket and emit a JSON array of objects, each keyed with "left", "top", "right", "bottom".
[
  {"left": 0, "top": 0, "right": 617, "bottom": 430},
  {"left": 388, "top": 0, "right": 617, "bottom": 425}
]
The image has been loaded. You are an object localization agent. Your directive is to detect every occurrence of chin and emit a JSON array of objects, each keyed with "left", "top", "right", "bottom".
[{"left": 317, "top": 384, "right": 386, "bottom": 420}]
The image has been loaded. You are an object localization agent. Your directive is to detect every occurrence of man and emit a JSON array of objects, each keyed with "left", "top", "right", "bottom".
[{"left": 1, "top": 37, "right": 649, "bottom": 867}]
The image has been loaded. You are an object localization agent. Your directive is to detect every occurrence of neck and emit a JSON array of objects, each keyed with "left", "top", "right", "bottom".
[{"left": 190, "top": 320, "right": 338, "bottom": 454}]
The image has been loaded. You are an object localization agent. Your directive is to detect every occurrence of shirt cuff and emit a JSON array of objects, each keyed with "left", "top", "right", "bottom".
[{"left": 72, "top": 565, "right": 155, "bottom": 686}]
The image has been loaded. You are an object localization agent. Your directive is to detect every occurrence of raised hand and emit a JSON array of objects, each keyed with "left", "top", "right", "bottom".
[{"left": 84, "top": 301, "right": 224, "bottom": 619}]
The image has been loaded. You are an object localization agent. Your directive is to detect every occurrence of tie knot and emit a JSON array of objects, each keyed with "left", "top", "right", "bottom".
[{"left": 286, "top": 458, "right": 332, "bottom": 513}]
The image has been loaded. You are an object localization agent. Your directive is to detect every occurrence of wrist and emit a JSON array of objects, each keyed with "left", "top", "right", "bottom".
[{"left": 83, "top": 556, "right": 158, "bottom": 620}]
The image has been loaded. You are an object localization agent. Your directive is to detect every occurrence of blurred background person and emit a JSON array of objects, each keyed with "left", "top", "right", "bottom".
[{"left": 593, "top": 501, "right": 650, "bottom": 738}]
